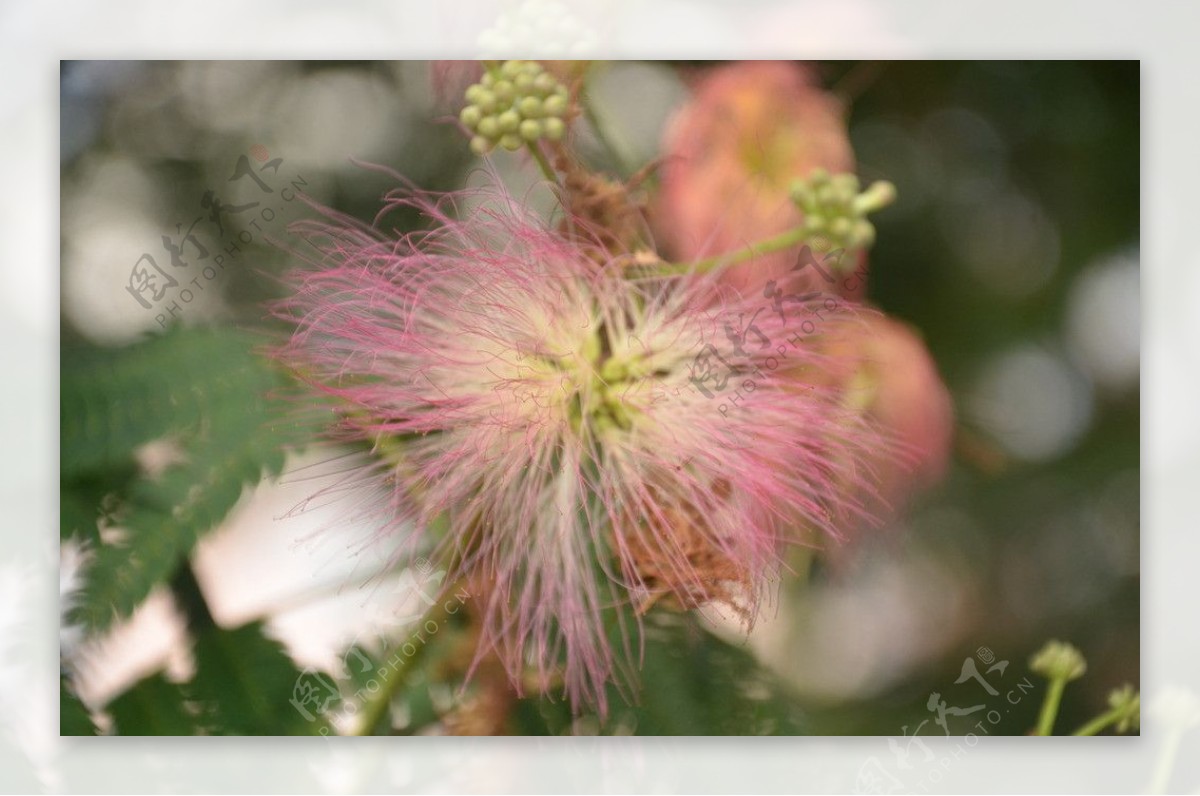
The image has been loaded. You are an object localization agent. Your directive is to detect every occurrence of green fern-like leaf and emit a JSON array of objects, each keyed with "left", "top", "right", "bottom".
[
  {"left": 106, "top": 673, "right": 200, "bottom": 736},
  {"left": 65, "top": 326, "right": 314, "bottom": 631},
  {"left": 60, "top": 677, "right": 98, "bottom": 736},
  {"left": 62, "top": 326, "right": 280, "bottom": 479},
  {"left": 513, "top": 612, "right": 809, "bottom": 736},
  {"left": 186, "top": 622, "right": 337, "bottom": 736}
]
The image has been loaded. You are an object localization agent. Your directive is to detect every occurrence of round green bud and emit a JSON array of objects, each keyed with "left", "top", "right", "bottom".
[
  {"left": 542, "top": 116, "right": 566, "bottom": 141},
  {"left": 830, "top": 217, "right": 853, "bottom": 239},
  {"left": 851, "top": 220, "right": 875, "bottom": 248},
  {"left": 497, "top": 109, "right": 521, "bottom": 133},
  {"left": 517, "top": 96, "right": 543, "bottom": 118},
  {"left": 514, "top": 72, "right": 535, "bottom": 93},
  {"left": 831, "top": 173, "right": 859, "bottom": 197},
  {"left": 1107, "top": 685, "right": 1140, "bottom": 733},
  {"left": 853, "top": 180, "right": 898, "bottom": 214},
  {"left": 480, "top": 71, "right": 495, "bottom": 88},
  {"left": 476, "top": 115, "right": 499, "bottom": 139},
  {"left": 475, "top": 90, "right": 498, "bottom": 114},
  {"left": 493, "top": 79, "right": 515, "bottom": 104},
  {"left": 499, "top": 132, "right": 523, "bottom": 151},
  {"left": 464, "top": 84, "right": 486, "bottom": 105},
  {"left": 1108, "top": 684, "right": 1137, "bottom": 711},
  {"left": 1030, "top": 640, "right": 1087, "bottom": 681},
  {"left": 519, "top": 119, "right": 542, "bottom": 141},
  {"left": 543, "top": 93, "right": 567, "bottom": 117},
  {"left": 533, "top": 72, "right": 558, "bottom": 96},
  {"left": 459, "top": 105, "right": 482, "bottom": 130},
  {"left": 804, "top": 214, "right": 825, "bottom": 232},
  {"left": 500, "top": 60, "right": 524, "bottom": 79},
  {"left": 816, "top": 184, "right": 837, "bottom": 207},
  {"left": 469, "top": 135, "right": 492, "bottom": 156},
  {"left": 808, "top": 167, "right": 830, "bottom": 186}
]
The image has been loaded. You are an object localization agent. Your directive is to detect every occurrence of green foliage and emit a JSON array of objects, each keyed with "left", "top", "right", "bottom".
[
  {"left": 623, "top": 615, "right": 808, "bottom": 735},
  {"left": 106, "top": 673, "right": 198, "bottom": 736},
  {"left": 187, "top": 622, "right": 334, "bottom": 736},
  {"left": 304, "top": 605, "right": 807, "bottom": 736},
  {"left": 59, "top": 677, "right": 98, "bottom": 736},
  {"left": 514, "top": 613, "right": 808, "bottom": 735},
  {"left": 61, "top": 326, "right": 312, "bottom": 631},
  {"left": 60, "top": 326, "right": 342, "bottom": 736},
  {"left": 100, "top": 623, "right": 338, "bottom": 736},
  {"left": 62, "top": 326, "right": 278, "bottom": 479}
]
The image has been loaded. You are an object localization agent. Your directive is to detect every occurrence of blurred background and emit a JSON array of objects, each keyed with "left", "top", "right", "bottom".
[{"left": 59, "top": 60, "right": 1139, "bottom": 737}]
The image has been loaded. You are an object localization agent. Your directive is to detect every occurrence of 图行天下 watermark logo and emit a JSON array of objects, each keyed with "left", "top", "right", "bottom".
[
  {"left": 125, "top": 146, "right": 308, "bottom": 327},
  {"left": 288, "top": 557, "right": 471, "bottom": 734},
  {"left": 854, "top": 646, "right": 1036, "bottom": 794},
  {"left": 687, "top": 244, "right": 865, "bottom": 419}
]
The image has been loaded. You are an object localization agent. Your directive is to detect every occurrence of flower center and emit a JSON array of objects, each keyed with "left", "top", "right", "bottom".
[{"left": 559, "top": 326, "right": 655, "bottom": 438}]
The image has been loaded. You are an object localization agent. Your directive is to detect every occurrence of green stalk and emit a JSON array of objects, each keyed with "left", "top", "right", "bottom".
[
  {"left": 1072, "top": 707, "right": 1122, "bottom": 736},
  {"left": 352, "top": 640, "right": 430, "bottom": 736},
  {"left": 643, "top": 225, "right": 815, "bottom": 277},
  {"left": 527, "top": 141, "right": 559, "bottom": 184},
  {"left": 351, "top": 587, "right": 460, "bottom": 736},
  {"left": 1034, "top": 677, "right": 1068, "bottom": 736}
]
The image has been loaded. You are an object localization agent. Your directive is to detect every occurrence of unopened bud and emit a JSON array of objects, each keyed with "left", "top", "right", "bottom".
[
  {"left": 459, "top": 105, "right": 482, "bottom": 130},
  {"left": 1030, "top": 640, "right": 1087, "bottom": 681},
  {"left": 461, "top": 60, "right": 572, "bottom": 156},
  {"left": 543, "top": 93, "right": 568, "bottom": 117},
  {"left": 1108, "top": 684, "right": 1140, "bottom": 733},
  {"left": 519, "top": 119, "right": 542, "bottom": 142},
  {"left": 543, "top": 117, "right": 566, "bottom": 141},
  {"left": 497, "top": 109, "right": 521, "bottom": 133},
  {"left": 853, "top": 180, "right": 898, "bottom": 214}
]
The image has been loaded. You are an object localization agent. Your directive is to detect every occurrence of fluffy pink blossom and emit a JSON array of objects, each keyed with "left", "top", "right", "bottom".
[
  {"left": 272, "top": 180, "right": 888, "bottom": 713},
  {"left": 820, "top": 313, "right": 954, "bottom": 513}
]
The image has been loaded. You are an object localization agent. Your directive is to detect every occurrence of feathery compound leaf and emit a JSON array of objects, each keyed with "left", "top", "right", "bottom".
[
  {"left": 106, "top": 673, "right": 200, "bottom": 736},
  {"left": 513, "top": 613, "right": 809, "bottom": 736},
  {"left": 61, "top": 326, "right": 279, "bottom": 479},
  {"left": 59, "top": 677, "right": 98, "bottom": 736},
  {"left": 66, "top": 326, "right": 313, "bottom": 631},
  {"left": 61, "top": 461, "right": 138, "bottom": 545},
  {"left": 186, "top": 622, "right": 337, "bottom": 736},
  {"left": 626, "top": 615, "right": 809, "bottom": 735}
]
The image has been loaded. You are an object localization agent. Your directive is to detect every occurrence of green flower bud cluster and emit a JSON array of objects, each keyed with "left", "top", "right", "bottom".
[
  {"left": 790, "top": 169, "right": 897, "bottom": 253},
  {"left": 460, "top": 60, "right": 569, "bottom": 155},
  {"left": 1106, "top": 684, "right": 1140, "bottom": 733},
  {"left": 1029, "top": 639, "right": 1088, "bottom": 681}
]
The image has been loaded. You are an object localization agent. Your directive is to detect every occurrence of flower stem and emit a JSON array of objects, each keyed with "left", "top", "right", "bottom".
[
  {"left": 645, "top": 225, "right": 815, "bottom": 277},
  {"left": 351, "top": 588, "right": 460, "bottom": 736},
  {"left": 352, "top": 640, "right": 429, "bottom": 736},
  {"left": 1034, "top": 677, "right": 1068, "bottom": 735},
  {"left": 1072, "top": 707, "right": 1123, "bottom": 736},
  {"left": 527, "top": 141, "right": 559, "bottom": 184}
]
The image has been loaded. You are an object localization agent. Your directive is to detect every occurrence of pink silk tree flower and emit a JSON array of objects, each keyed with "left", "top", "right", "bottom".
[
  {"left": 653, "top": 61, "right": 859, "bottom": 301},
  {"left": 806, "top": 312, "right": 954, "bottom": 520},
  {"left": 271, "top": 180, "right": 888, "bottom": 714}
]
